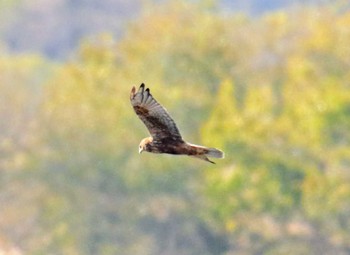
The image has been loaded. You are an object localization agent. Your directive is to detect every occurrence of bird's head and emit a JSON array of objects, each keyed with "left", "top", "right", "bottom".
[{"left": 139, "top": 137, "right": 153, "bottom": 154}]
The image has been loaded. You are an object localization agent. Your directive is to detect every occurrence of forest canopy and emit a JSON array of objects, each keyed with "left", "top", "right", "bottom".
[{"left": 0, "top": 1, "right": 350, "bottom": 254}]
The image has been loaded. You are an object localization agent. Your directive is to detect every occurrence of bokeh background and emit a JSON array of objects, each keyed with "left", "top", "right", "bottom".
[{"left": 1, "top": 0, "right": 350, "bottom": 254}]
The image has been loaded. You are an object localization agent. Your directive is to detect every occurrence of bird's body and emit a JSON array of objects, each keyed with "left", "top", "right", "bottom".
[{"left": 130, "top": 83, "right": 224, "bottom": 163}]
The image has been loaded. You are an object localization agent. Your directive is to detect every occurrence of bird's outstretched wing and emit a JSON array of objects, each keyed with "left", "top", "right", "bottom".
[{"left": 130, "top": 83, "right": 183, "bottom": 142}]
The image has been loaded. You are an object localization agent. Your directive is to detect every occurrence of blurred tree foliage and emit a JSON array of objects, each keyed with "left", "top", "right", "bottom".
[{"left": 1, "top": 1, "right": 350, "bottom": 254}]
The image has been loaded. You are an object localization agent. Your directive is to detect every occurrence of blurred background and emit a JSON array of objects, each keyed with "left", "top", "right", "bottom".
[{"left": 1, "top": 0, "right": 350, "bottom": 254}]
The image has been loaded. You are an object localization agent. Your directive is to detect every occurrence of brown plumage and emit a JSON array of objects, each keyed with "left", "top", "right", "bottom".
[{"left": 130, "top": 83, "right": 224, "bottom": 163}]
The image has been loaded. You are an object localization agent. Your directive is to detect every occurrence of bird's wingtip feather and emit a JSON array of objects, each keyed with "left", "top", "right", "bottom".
[
  {"left": 130, "top": 86, "right": 136, "bottom": 99},
  {"left": 139, "top": 83, "right": 145, "bottom": 94}
]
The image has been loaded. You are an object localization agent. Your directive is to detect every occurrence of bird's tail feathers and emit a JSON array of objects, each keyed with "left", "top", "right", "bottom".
[
  {"left": 187, "top": 143, "right": 224, "bottom": 164},
  {"left": 206, "top": 147, "right": 225, "bottom": 159}
]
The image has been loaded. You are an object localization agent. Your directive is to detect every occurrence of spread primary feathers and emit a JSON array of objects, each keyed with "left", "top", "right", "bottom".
[{"left": 130, "top": 83, "right": 224, "bottom": 163}]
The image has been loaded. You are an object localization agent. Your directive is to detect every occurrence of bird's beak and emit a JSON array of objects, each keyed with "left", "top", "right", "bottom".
[{"left": 139, "top": 147, "right": 143, "bottom": 154}]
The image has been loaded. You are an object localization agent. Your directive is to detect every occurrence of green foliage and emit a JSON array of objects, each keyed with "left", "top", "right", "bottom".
[{"left": 1, "top": 2, "right": 350, "bottom": 254}]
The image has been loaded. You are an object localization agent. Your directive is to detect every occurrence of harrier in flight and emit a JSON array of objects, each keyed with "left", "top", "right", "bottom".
[{"left": 130, "top": 83, "right": 224, "bottom": 163}]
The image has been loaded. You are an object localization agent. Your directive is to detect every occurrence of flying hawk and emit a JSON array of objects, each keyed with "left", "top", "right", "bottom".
[{"left": 130, "top": 83, "right": 224, "bottom": 163}]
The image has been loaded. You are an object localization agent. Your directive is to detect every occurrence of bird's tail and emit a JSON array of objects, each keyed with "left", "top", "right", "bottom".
[{"left": 187, "top": 143, "right": 225, "bottom": 164}]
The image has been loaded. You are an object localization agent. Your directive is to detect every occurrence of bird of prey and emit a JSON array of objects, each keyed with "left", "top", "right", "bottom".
[{"left": 130, "top": 83, "right": 224, "bottom": 163}]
